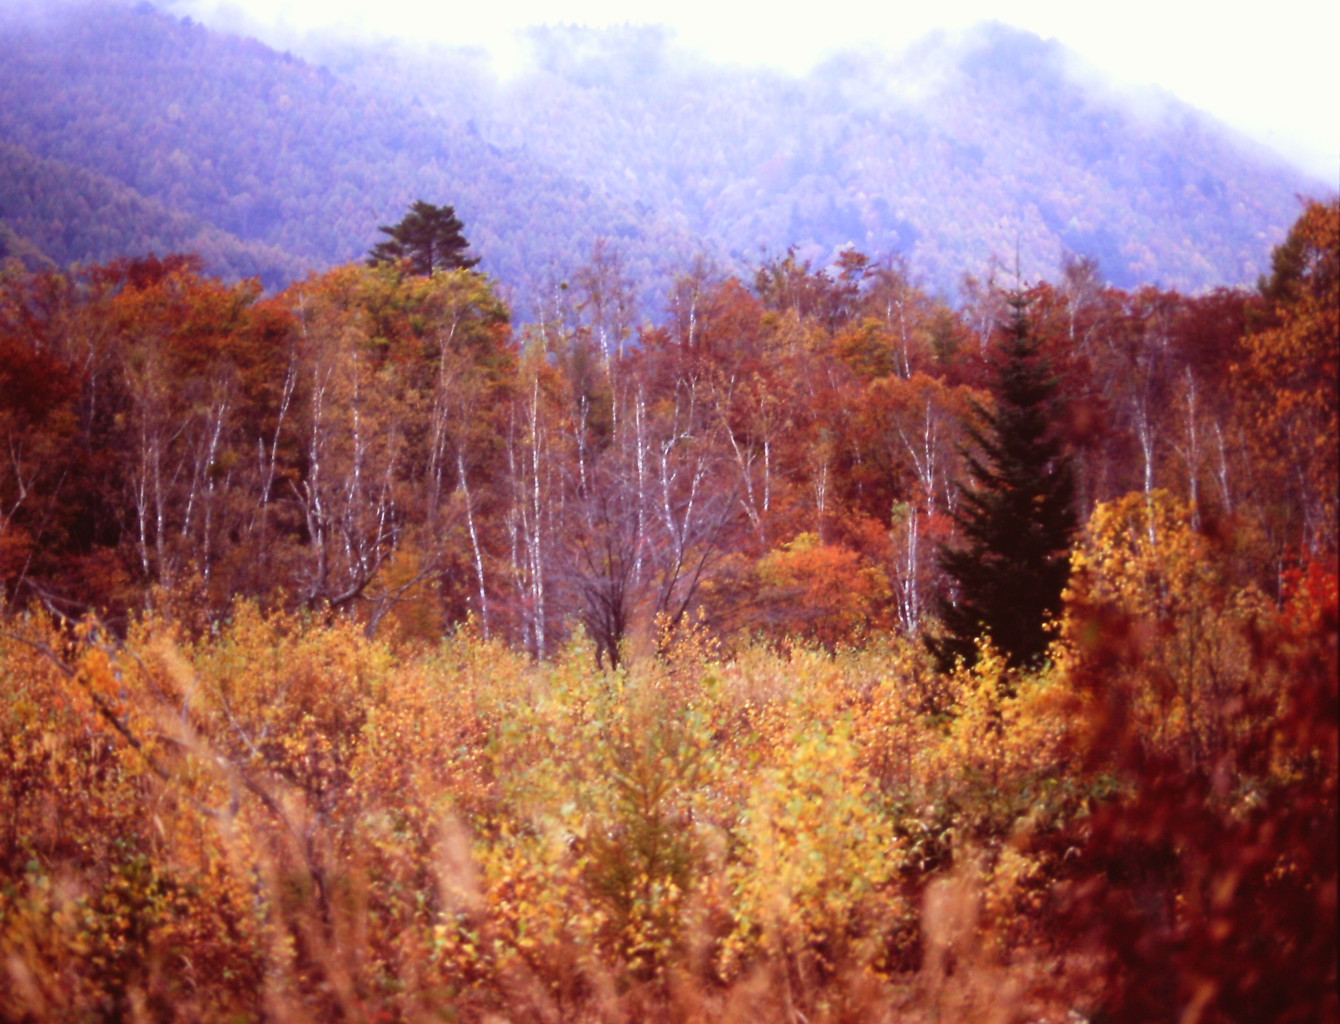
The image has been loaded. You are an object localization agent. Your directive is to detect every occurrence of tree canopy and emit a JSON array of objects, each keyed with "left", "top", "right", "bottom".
[{"left": 368, "top": 199, "right": 479, "bottom": 275}]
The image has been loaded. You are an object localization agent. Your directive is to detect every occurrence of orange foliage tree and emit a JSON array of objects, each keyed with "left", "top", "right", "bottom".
[{"left": 1234, "top": 198, "right": 1339, "bottom": 559}]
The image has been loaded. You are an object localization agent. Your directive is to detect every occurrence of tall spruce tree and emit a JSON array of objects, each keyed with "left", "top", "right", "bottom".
[
  {"left": 368, "top": 200, "right": 479, "bottom": 275},
  {"left": 928, "top": 292, "right": 1077, "bottom": 672}
]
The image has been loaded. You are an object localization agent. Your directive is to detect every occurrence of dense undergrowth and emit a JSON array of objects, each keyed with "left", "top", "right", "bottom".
[{"left": 1, "top": 534, "right": 1334, "bottom": 1023}]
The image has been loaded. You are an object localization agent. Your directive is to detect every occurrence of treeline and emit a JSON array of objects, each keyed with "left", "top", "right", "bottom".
[
  {"left": 2, "top": 201, "right": 1335, "bottom": 663},
  {"left": 0, "top": 197, "right": 1334, "bottom": 1022}
]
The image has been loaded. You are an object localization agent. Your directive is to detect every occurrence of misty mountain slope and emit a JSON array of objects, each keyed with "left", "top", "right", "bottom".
[
  {"left": 355, "top": 22, "right": 1318, "bottom": 292},
  {"left": 0, "top": 140, "right": 303, "bottom": 282},
  {"left": 0, "top": 1, "right": 698, "bottom": 310},
  {"left": 0, "top": 1, "right": 1326, "bottom": 313}
]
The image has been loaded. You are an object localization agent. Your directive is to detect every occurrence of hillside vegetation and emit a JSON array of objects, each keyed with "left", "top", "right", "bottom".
[
  {"left": 0, "top": 3, "right": 1335, "bottom": 1016},
  {"left": 1, "top": 577, "right": 1333, "bottom": 1021},
  {"left": 1, "top": 195, "right": 1335, "bottom": 1020},
  {"left": 3, "top": 203, "right": 1335, "bottom": 646},
  {"left": 0, "top": 1, "right": 1324, "bottom": 313}
]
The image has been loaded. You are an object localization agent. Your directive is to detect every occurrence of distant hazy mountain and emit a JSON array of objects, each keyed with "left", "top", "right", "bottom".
[
  {"left": 0, "top": 140, "right": 304, "bottom": 282},
  {"left": 0, "top": 0, "right": 682, "bottom": 311},
  {"left": 0, "top": 1, "right": 1326, "bottom": 315}
]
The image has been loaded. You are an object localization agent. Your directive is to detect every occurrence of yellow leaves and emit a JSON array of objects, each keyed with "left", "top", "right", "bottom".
[
  {"left": 11, "top": 586, "right": 1296, "bottom": 1019},
  {"left": 908, "top": 642, "right": 1083, "bottom": 850},
  {"left": 722, "top": 717, "right": 903, "bottom": 978},
  {"left": 1067, "top": 489, "right": 1280, "bottom": 784},
  {"left": 834, "top": 317, "right": 898, "bottom": 379},
  {"left": 1070, "top": 489, "right": 1217, "bottom": 620}
]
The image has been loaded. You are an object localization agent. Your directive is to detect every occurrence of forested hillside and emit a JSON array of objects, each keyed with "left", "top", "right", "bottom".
[
  {"left": 346, "top": 21, "right": 1310, "bottom": 292},
  {"left": 1, "top": 200, "right": 1335, "bottom": 1021},
  {"left": 3, "top": 198, "right": 1335, "bottom": 653},
  {"left": 0, "top": 1, "right": 688, "bottom": 307},
  {"left": 0, "top": 140, "right": 303, "bottom": 282},
  {"left": 0, "top": 1, "right": 1325, "bottom": 314},
  {"left": 0, "top": 2, "right": 1335, "bottom": 1019}
]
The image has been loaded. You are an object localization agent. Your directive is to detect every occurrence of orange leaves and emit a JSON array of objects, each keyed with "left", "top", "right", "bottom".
[
  {"left": 834, "top": 317, "right": 899, "bottom": 379},
  {"left": 1233, "top": 199, "right": 1339, "bottom": 555},
  {"left": 1071, "top": 489, "right": 1214, "bottom": 618},
  {"left": 1, "top": 203, "right": 1334, "bottom": 672},
  {"left": 703, "top": 531, "right": 895, "bottom": 651},
  {"left": 1, "top": 588, "right": 1335, "bottom": 1020},
  {"left": 0, "top": 214, "right": 1336, "bottom": 1018},
  {"left": 752, "top": 532, "right": 892, "bottom": 649}
]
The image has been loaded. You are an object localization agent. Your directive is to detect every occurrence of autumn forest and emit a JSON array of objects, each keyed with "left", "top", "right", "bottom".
[{"left": 0, "top": 17, "right": 1337, "bottom": 996}]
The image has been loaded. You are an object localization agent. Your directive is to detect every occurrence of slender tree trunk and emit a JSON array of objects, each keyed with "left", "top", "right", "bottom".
[{"left": 457, "top": 451, "right": 490, "bottom": 639}]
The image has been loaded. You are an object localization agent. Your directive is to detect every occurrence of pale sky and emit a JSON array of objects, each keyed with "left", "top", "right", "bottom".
[{"left": 167, "top": 0, "right": 1338, "bottom": 182}]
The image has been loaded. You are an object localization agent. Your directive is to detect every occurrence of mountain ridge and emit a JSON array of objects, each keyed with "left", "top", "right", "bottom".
[{"left": 0, "top": 1, "right": 1328, "bottom": 314}]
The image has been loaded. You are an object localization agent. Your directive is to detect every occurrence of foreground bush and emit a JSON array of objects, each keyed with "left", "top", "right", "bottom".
[{"left": 1, "top": 575, "right": 1334, "bottom": 1022}]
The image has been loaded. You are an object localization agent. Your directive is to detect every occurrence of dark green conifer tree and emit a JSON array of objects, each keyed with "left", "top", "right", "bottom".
[
  {"left": 928, "top": 292, "right": 1077, "bottom": 672},
  {"left": 368, "top": 200, "right": 479, "bottom": 274}
]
